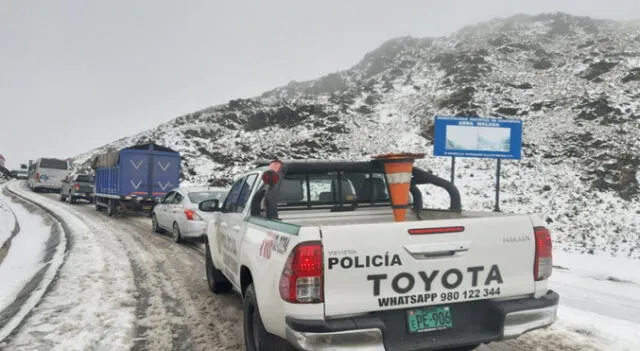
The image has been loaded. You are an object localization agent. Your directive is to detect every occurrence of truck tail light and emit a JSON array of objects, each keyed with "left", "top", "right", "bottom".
[
  {"left": 184, "top": 209, "right": 202, "bottom": 221},
  {"left": 35, "top": 173, "right": 40, "bottom": 182},
  {"left": 534, "top": 226, "right": 552, "bottom": 281},
  {"left": 74, "top": 184, "right": 81, "bottom": 191},
  {"left": 279, "top": 241, "right": 323, "bottom": 303}
]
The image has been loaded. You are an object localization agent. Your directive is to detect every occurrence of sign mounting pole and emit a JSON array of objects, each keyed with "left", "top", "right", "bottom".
[
  {"left": 494, "top": 159, "right": 501, "bottom": 212},
  {"left": 450, "top": 157, "right": 456, "bottom": 185}
]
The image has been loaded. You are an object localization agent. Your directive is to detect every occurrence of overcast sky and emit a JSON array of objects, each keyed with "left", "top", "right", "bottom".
[{"left": 0, "top": 0, "right": 638, "bottom": 168}]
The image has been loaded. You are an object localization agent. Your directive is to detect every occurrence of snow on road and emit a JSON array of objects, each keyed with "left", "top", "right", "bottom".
[
  {"left": 0, "top": 182, "right": 65, "bottom": 342},
  {"left": 548, "top": 252, "right": 640, "bottom": 350},
  {"left": 1, "top": 180, "right": 639, "bottom": 350},
  {"left": 2, "top": 181, "right": 243, "bottom": 351},
  {"left": 0, "top": 192, "right": 17, "bottom": 249},
  {"left": 1, "top": 181, "right": 137, "bottom": 350}
]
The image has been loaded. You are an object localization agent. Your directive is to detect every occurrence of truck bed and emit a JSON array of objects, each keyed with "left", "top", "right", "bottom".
[{"left": 278, "top": 207, "right": 521, "bottom": 227}]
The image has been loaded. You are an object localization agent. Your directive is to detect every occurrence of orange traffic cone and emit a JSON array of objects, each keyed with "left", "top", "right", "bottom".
[{"left": 372, "top": 152, "right": 425, "bottom": 222}]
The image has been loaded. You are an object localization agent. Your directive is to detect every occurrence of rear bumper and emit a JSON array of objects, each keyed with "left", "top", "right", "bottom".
[
  {"left": 70, "top": 192, "right": 94, "bottom": 198},
  {"left": 180, "top": 221, "right": 207, "bottom": 238},
  {"left": 285, "top": 290, "right": 559, "bottom": 351},
  {"left": 34, "top": 184, "right": 61, "bottom": 189}
]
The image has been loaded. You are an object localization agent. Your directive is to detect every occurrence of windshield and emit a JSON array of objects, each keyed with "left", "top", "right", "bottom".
[
  {"left": 40, "top": 158, "right": 68, "bottom": 169},
  {"left": 188, "top": 191, "right": 227, "bottom": 204},
  {"left": 75, "top": 175, "right": 94, "bottom": 183}
]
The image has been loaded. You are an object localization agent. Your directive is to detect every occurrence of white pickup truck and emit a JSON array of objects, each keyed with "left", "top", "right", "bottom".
[{"left": 200, "top": 158, "right": 559, "bottom": 351}]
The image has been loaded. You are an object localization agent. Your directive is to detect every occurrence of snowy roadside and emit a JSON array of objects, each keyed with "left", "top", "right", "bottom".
[
  {"left": 0, "top": 181, "right": 65, "bottom": 342},
  {"left": 0, "top": 182, "right": 137, "bottom": 350},
  {"left": 492, "top": 252, "right": 640, "bottom": 351},
  {"left": 0, "top": 193, "right": 17, "bottom": 249},
  {"left": 548, "top": 252, "right": 640, "bottom": 350}
]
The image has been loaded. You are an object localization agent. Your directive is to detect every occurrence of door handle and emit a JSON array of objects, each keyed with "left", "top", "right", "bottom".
[{"left": 403, "top": 241, "right": 471, "bottom": 259}]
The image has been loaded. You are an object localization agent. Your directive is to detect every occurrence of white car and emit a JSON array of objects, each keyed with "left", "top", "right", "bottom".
[{"left": 151, "top": 186, "right": 228, "bottom": 243}]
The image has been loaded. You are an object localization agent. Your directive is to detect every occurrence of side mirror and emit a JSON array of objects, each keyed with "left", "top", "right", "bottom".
[{"left": 199, "top": 199, "right": 220, "bottom": 212}]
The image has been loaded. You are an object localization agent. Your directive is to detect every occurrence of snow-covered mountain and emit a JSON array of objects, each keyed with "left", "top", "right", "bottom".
[{"left": 74, "top": 12, "right": 640, "bottom": 258}]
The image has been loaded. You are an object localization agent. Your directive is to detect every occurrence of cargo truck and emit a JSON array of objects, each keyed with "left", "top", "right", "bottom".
[{"left": 91, "top": 143, "right": 181, "bottom": 216}]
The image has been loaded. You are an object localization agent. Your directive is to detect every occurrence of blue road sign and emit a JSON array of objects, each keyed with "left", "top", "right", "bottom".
[{"left": 433, "top": 116, "right": 522, "bottom": 160}]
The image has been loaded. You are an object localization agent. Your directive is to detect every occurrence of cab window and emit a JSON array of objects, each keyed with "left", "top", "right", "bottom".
[
  {"left": 236, "top": 174, "right": 258, "bottom": 213},
  {"left": 222, "top": 177, "right": 245, "bottom": 212}
]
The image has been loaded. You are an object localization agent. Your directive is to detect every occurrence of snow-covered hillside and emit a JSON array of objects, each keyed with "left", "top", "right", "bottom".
[{"left": 74, "top": 12, "right": 640, "bottom": 258}]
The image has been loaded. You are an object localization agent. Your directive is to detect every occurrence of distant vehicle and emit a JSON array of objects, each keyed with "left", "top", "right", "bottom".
[
  {"left": 27, "top": 158, "right": 70, "bottom": 192},
  {"left": 152, "top": 185, "right": 228, "bottom": 243},
  {"left": 60, "top": 173, "right": 95, "bottom": 204},
  {"left": 10, "top": 170, "right": 28, "bottom": 179},
  {"left": 91, "top": 143, "right": 181, "bottom": 216}
]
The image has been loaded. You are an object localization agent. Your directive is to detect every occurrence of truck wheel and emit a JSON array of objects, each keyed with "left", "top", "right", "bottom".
[
  {"left": 59, "top": 192, "right": 66, "bottom": 202},
  {"left": 68, "top": 193, "right": 76, "bottom": 204},
  {"left": 152, "top": 214, "right": 164, "bottom": 233},
  {"left": 107, "top": 200, "right": 115, "bottom": 217},
  {"left": 205, "top": 240, "right": 232, "bottom": 294},
  {"left": 172, "top": 222, "right": 183, "bottom": 243},
  {"left": 243, "top": 284, "right": 294, "bottom": 351},
  {"left": 94, "top": 199, "right": 101, "bottom": 211}
]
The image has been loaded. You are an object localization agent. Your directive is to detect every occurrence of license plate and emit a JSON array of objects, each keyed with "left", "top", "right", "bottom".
[{"left": 407, "top": 306, "right": 453, "bottom": 333}]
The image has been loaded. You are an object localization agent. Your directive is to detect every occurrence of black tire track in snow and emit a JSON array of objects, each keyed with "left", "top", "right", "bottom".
[{"left": 109, "top": 212, "right": 245, "bottom": 350}]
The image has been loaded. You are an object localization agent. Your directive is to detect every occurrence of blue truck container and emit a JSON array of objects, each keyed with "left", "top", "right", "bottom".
[{"left": 91, "top": 143, "right": 181, "bottom": 216}]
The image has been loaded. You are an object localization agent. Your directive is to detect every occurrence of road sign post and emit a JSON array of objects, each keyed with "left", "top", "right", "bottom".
[
  {"left": 450, "top": 157, "right": 456, "bottom": 185},
  {"left": 433, "top": 115, "right": 522, "bottom": 212}
]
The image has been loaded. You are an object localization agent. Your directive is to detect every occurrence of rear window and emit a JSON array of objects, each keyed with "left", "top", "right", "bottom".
[
  {"left": 277, "top": 172, "right": 391, "bottom": 207},
  {"left": 188, "top": 191, "right": 227, "bottom": 204},
  {"left": 75, "top": 175, "right": 94, "bottom": 183},
  {"left": 39, "top": 158, "right": 68, "bottom": 169}
]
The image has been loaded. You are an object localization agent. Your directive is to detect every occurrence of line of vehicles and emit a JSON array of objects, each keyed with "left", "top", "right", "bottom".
[
  {"left": 18, "top": 144, "right": 559, "bottom": 351},
  {"left": 24, "top": 143, "right": 229, "bottom": 243}
]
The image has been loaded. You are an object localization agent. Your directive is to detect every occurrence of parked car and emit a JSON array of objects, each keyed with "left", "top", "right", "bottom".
[
  {"left": 202, "top": 157, "right": 558, "bottom": 351},
  {"left": 10, "top": 169, "right": 28, "bottom": 179},
  {"left": 151, "top": 186, "right": 228, "bottom": 243},
  {"left": 60, "top": 173, "right": 95, "bottom": 204},
  {"left": 27, "top": 158, "right": 70, "bottom": 192}
]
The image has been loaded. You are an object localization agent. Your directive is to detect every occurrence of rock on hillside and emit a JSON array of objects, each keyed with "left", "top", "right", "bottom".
[{"left": 74, "top": 12, "right": 640, "bottom": 258}]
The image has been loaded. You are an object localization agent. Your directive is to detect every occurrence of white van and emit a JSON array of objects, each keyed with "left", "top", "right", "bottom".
[{"left": 28, "top": 158, "right": 70, "bottom": 192}]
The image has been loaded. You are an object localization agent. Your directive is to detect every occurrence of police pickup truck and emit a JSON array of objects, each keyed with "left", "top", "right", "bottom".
[{"left": 200, "top": 156, "right": 559, "bottom": 351}]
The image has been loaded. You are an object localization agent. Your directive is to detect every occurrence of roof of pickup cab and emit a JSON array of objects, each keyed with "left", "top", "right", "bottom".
[{"left": 253, "top": 159, "right": 390, "bottom": 174}]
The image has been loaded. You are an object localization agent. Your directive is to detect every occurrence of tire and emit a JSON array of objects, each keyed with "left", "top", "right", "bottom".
[
  {"left": 68, "top": 192, "right": 76, "bottom": 204},
  {"left": 59, "top": 191, "right": 66, "bottom": 202},
  {"left": 205, "top": 240, "right": 232, "bottom": 294},
  {"left": 442, "top": 346, "right": 480, "bottom": 351},
  {"left": 172, "top": 222, "right": 183, "bottom": 243},
  {"left": 107, "top": 199, "right": 115, "bottom": 217},
  {"left": 151, "top": 214, "right": 163, "bottom": 233},
  {"left": 94, "top": 199, "right": 101, "bottom": 211},
  {"left": 243, "top": 284, "right": 294, "bottom": 351}
]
